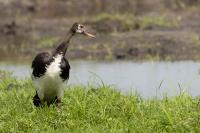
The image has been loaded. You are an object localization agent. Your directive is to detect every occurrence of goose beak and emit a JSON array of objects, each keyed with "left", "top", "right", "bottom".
[{"left": 83, "top": 30, "right": 95, "bottom": 38}]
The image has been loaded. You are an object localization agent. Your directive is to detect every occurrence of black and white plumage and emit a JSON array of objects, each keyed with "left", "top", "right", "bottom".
[{"left": 31, "top": 23, "right": 95, "bottom": 107}]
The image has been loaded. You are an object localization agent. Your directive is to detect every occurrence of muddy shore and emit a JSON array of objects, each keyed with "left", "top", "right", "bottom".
[{"left": 1, "top": 0, "right": 200, "bottom": 61}]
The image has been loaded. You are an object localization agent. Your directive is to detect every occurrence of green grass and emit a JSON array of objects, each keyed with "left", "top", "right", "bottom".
[
  {"left": 90, "top": 13, "right": 178, "bottom": 32},
  {"left": 36, "top": 37, "right": 58, "bottom": 48},
  {"left": 0, "top": 78, "right": 200, "bottom": 132}
]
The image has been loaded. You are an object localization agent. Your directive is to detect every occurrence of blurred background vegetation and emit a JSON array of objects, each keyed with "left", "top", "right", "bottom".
[{"left": 1, "top": 0, "right": 200, "bottom": 61}]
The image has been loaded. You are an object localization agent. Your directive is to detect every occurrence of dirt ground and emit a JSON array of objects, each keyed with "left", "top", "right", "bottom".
[{"left": 1, "top": 0, "right": 200, "bottom": 61}]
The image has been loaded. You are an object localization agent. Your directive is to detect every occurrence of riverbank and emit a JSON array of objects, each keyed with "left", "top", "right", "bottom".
[
  {"left": 1, "top": 1, "right": 200, "bottom": 61},
  {"left": 0, "top": 78, "right": 200, "bottom": 132}
]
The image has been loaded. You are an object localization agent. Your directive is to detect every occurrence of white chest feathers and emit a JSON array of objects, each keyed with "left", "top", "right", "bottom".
[
  {"left": 33, "top": 54, "right": 66, "bottom": 100},
  {"left": 46, "top": 54, "right": 62, "bottom": 77}
]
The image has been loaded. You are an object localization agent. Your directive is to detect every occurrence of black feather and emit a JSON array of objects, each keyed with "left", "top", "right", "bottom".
[
  {"left": 32, "top": 52, "right": 52, "bottom": 78},
  {"left": 60, "top": 57, "right": 70, "bottom": 81}
]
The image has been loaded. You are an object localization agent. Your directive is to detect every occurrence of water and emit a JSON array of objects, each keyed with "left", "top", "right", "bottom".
[{"left": 1, "top": 61, "right": 200, "bottom": 98}]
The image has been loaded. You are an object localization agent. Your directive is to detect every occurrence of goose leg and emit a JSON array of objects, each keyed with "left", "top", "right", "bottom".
[
  {"left": 33, "top": 92, "right": 42, "bottom": 107},
  {"left": 54, "top": 96, "right": 62, "bottom": 108},
  {"left": 56, "top": 99, "right": 61, "bottom": 108}
]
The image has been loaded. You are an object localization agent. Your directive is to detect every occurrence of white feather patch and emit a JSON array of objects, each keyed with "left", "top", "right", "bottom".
[{"left": 33, "top": 54, "right": 66, "bottom": 101}]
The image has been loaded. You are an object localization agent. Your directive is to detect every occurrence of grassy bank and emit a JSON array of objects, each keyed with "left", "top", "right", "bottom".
[{"left": 0, "top": 78, "right": 200, "bottom": 132}]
